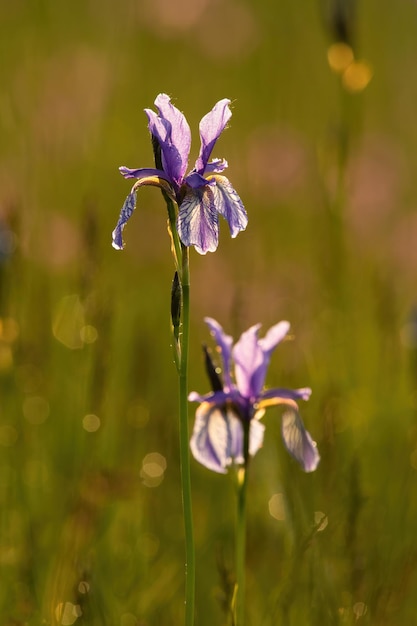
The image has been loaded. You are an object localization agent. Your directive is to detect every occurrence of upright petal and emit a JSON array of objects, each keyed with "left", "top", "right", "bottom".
[
  {"left": 281, "top": 406, "right": 320, "bottom": 472},
  {"left": 204, "top": 317, "right": 234, "bottom": 390},
  {"left": 177, "top": 187, "right": 219, "bottom": 254},
  {"left": 144, "top": 110, "right": 181, "bottom": 186},
  {"left": 232, "top": 324, "right": 264, "bottom": 399},
  {"left": 259, "top": 321, "right": 290, "bottom": 357},
  {"left": 250, "top": 322, "right": 290, "bottom": 399},
  {"left": 154, "top": 94, "right": 191, "bottom": 181},
  {"left": 195, "top": 99, "right": 232, "bottom": 174},
  {"left": 210, "top": 175, "right": 248, "bottom": 238}
]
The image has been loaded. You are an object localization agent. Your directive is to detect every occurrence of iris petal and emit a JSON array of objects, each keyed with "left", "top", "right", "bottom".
[
  {"left": 177, "top": 187, "right": 219, "bottom": 254},
  {"left": 210, "top": 175, "right": 248, "bottom": 238},
  {"left": 204, "top": 317, "right": 234, "bottom": 390},
  {"left": 195, "top": 99, "right": 232, "bottom": 173},
  {"left": 190, "top": 403, "right": 230, "bottom": 473},
  {"left": 281, "top": 406, "right": 320, "bottom": 472},
  {"left": 112, "top": 191, "right": 137, "bottom": 250},
  {"left": 154, "top": 93, "right": 191, "bottom": 181}
]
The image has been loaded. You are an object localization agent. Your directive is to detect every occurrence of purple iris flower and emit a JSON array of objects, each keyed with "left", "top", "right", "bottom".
[
  {"left": 112, "top": 93, "right": 248, "bottom": 255},
  {"left": 189, "top": 318, "right": 320, "bottom": 474}
]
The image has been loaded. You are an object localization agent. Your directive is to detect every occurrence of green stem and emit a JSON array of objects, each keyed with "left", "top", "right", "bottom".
[
  {"left": 235, "top": 420, "right": 250, "bottom": 626},
  {"left": 178, "top": 244, "right": 195, "bottom": 626}
]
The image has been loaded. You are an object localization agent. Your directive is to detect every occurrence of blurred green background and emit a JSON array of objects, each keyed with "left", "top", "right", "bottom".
[{"left": 2, "top": 0, "right": 417, "bottom": 624}]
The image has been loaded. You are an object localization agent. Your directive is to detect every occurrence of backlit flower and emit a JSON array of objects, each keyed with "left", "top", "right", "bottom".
[
  {"left": 189, "top": 318, "right": 320, "bottom": 473},
  {"left": 112, "top": 94, "right": 247, "bottom": 255}
]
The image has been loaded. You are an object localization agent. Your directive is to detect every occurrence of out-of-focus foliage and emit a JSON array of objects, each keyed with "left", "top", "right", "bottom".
[{"left": 1, "top": 0, "right": 417, "bottom": 624}]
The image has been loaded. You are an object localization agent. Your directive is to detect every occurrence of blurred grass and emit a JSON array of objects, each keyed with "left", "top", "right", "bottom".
[{"left": 1, "top": 0, "right": 417, "bottom": 624}]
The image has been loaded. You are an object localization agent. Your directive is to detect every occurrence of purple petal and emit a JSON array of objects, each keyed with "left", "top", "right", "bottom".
[
  {"left": 195, "top": 99, "right": 232, "bottom": 174},
  {"left": 258, "top": 321, "right": 290, "bottom": 357},
  {"left": 177, "top": 187, "right": 219, "bottom": 254},
  {"left": 210, "top": 175, "right": 248, "bottom": 238},
  {"left": 119, "top": 166, "right": 170, "bottom": 181},
  {"left": 154, "top": 93, "right": 191, "bottom": 181},
  {"left": 145, "top": 109, "right": 183, "bottom": 187},
  {"left": 204, "top": 317, "right": 234, "bottom": 390},
  {"left": 260, "top": 387, "right": 312, "bottom": 403},
  {"left": 205, "top": 158, "right": 228, "bottom": 174},
  {"left": 232, "top": 324, "right": 264, "bottom": 398},
  {"left": 185, "top": 171, "right": 214, "bottom": 189},
  {"left": 281, "top": 406, "right": 320, "bottom": 472},
  {"left": 188, "top": 389, "right": 232, "bottom": 404},
  {"left": 249, "top": 419, "right": 265, "bottom": 458},
  {"left": 112, "top": 191, "right": 137, "bottom": 250}
]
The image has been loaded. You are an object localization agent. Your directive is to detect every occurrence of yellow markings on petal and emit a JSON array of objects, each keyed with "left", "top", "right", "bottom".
[
  {"left": 132, "top": 176, "right": 176, "bottom": 202},
  {"left": 257, "top": 397, "right": 297, "bottom": 410}
]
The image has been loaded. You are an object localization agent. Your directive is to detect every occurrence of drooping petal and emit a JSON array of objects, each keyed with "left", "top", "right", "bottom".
[
  {"left": 210, "top": 175, "right": 248, "bottom": 238},
  {"left": 260, "top": 387, "right": 312, "bottom": 404},
  {"left": 195, "top": 99, "right": 232, "bottom": 174},
  {"left": 204, "top": 317, "right": 234, "bottom": 390},
  {"left": 112, "top": 176, "right": 176, "bottom": 250},
  {"left": 119, "top": 166, "right": 170, "bottom": 181},
  {"left": 232, "top": 324, "right": 264, "bottom": 399},
  {"left": 281, "top": 405, "right": 320, "bottom": 472},
  {"left": 177, "top": 187, "right": 219, "bottom": 254},
  {"left": 228, "top": 414, "right": 265, "bottom": 465},
  {"left": 112, "top": 191, "right": 137, "bottom": 250},
  {"left": 190, "top": 403, "right": 229, "bottom": 473},
  {"left": 154, "top": 93, "right": 191, "bottom": 181}
]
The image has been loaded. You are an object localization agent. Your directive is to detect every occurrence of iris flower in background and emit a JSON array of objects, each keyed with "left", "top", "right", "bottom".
[
  {"left": 112, "top": 93, "right": 248, "bottom": 255},
  {"left": 189, "top": 318, "right": 320, "bottom": 473}
]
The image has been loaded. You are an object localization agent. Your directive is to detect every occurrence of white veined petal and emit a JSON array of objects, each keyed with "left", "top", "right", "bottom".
[
  {"left": 281, "top": 406, "right": 320, "bottom": 472},
  {"left": 177, "top": 188, "right": 219, "bottom": 254},
  {"left": 190, "top": 403, "right": 229, "bottom": 473}
]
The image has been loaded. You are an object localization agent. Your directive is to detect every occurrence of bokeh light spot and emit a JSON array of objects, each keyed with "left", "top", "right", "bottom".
[
  {"left": 82, "top": 414, "right": 101, "bottom": 432},
  {"left": 80, "top": 325, "right": 98, "bottom": 344},
  {"left": 327, "top": 43, "right": 354, "bottom": 73},
  {"left": 23, "top": 396, "right": 50, "bottom": 425},
  {"left": 268, "top": 493, "right": 285, "bottom": 521},
  {"left": 141, "top": 452, "right": 167, "bottom": 487},
  {"left": 342, "top": 61, "right": 373, "bottom": 92}
]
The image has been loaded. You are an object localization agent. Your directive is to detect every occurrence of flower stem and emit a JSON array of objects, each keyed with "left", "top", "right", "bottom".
[
  {"left": 235, "top": 421, "right": 250, "bottom": 626},
  {"left": 178, "top": 243, "right": 195, "bottom": 626}
]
